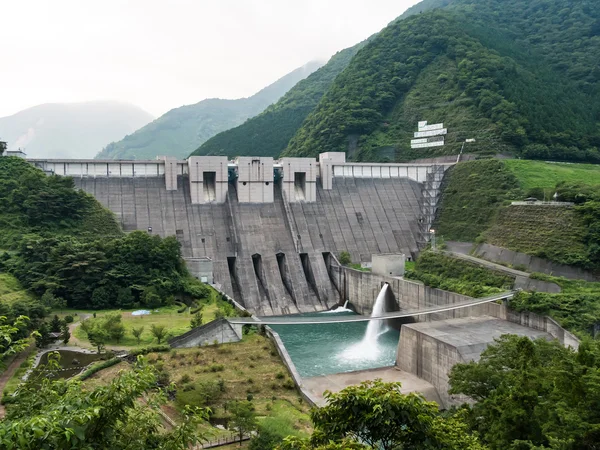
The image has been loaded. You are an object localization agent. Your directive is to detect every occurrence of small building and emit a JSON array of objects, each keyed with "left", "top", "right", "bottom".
[
  {"left": 372, "top": 253, "right": 406, "bottom": 277},
  {"left": 184, "top": 257, "right": 214, "bottom": 284},
  {"left": 4, "top": 149, "right": 27, "bottom": 158}
]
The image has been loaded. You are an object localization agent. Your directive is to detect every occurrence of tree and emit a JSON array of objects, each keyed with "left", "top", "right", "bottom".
[
  {"left": 86, "top": 323, "right": 109, "bottom": 354},
  {"left": 0, "top": 140, "right": 6, "bottom": 156},
  {"left": 131, "top": 326, "right": 145, "bottom": 345},
  {"left": 103, "top": 313, "right": 125, "bottom": 343},
  {"left": 50, "top": 315, "right": 62, "bottom": 333},
  {"left": 338, "top": 251, "right": 351, "bottom": 265},
  {"left": 291, "top": 380, "right": 484, "bottom": 450},
  {"left": 449, "top": 335, "right": 600, "bottom": 449},
  {"left": 60, "top": 323, "right": 70, "bottom": 345},
  {"left": 0, "top": 355, "right": 207, "bottom": 449},
  {"left": 35, "top": 322, "right": 52, "bottom": 349},
  {"left": 0, "top": 315, "right": 30, "bottom": 367},
  {"left": 116, "top": 287, "right": 135, "bottom": 308},
  {"left": 150, "top": 324, "right": 168, "bottom": 344},
  {"left": 227, "top": 400, "right": 257, "bottom": 446},
  {"left": 190, "top": 312, "right": 203, "bottom": 329}
]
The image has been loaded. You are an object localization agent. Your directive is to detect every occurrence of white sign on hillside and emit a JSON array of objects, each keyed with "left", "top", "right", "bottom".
[{"left": 410, "top": 121, "right": 446, "bottom": 149}]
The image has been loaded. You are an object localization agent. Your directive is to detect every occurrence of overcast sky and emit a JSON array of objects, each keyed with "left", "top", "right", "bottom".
[{"left": 0, "top": 0, "right": 420, "bottom": 118}]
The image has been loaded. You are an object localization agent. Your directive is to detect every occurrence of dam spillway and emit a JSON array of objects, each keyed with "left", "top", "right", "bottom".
[{"left": 30, "top": 153, "right": 451, "bottom": 316}]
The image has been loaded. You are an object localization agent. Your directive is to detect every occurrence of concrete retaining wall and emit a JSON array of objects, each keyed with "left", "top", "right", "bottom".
[
  {"left": 265, "top": 327, "right": 318, "bottom": 406},
  {"left": 168, "top": 319, "right": 243, "bottom": 348},
  {"left": 474, "top": 243, "right": 598, "bottom": 282},
  {"left": 397, "top": 326, "right": 469, "bottom": 409}
]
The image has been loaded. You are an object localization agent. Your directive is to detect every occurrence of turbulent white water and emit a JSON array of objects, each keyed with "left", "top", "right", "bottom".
[{"left": 337, "top": 284, "right": 390, "bottom": 362}]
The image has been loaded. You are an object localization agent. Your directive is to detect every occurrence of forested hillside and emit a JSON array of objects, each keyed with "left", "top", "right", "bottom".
[
  {"left": 283, "top": 0, "right": 600, "bottom": 163},
  {"left": 96, "top": 62, "right": 322, "bottom": 161},
  {"left": 434, "top": 159, "right": 600, "bottom": 270},
  {"left": 191, "top": 44, "right": 363, "bottom": 158},
  {"left": 0, "top": 157, "right": 209, "bottom": 310}
]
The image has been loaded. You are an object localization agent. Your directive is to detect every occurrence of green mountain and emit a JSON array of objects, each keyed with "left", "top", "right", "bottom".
[
  {"left": 0, "top": 101, "right": 153, "bottom": 159},
  {"left": 96, "top": 62, "right": 322, "bottom": 160},
  {"left": 283, "top": 0, "right": 600, "bottom": 163},
  {"left": 191, "top": 44, "right": 364, "bottom": 158}
]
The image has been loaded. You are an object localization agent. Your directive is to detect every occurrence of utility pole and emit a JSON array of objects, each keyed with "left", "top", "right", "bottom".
[{"left": 457, "top": 138, "right": 476, "bottom": 163}]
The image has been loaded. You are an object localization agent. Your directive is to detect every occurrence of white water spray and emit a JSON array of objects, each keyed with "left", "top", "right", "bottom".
[
  {"left": 343, "top": 300, "right": 349, "bottom": 309},
  {"left": 337, "top": 283, "right": 390, "bottom": 361},
  {"left": 363, "top": 284, "right": 389, "bottom": 343}
]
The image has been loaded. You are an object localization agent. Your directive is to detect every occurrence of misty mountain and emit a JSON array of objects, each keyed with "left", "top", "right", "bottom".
[
  {"left": 0, "top": 101, "right": 154, "bottom": 159},
  {"left": 96, "top": 61, "right": 323, "bottom": 160}
]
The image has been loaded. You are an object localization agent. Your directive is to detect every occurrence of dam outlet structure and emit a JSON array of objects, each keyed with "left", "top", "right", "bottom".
[{"left": 29, "top": 153, "right": 452, "bottom": 316}]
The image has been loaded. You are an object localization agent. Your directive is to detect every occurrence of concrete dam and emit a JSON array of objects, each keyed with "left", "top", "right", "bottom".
[{"left": 30, "top": 153, "right": 449, "bottom": 316}]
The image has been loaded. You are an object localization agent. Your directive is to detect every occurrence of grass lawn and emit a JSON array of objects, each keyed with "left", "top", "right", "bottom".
[
  {"left": 72, "top": 293, "right": 237, "bottom": 349},
  {"left": 504, "top": 160, "right": 600, "bottom": 191},
  {"left": 0, "top": 273, "right": 35, "bottom": 304}
]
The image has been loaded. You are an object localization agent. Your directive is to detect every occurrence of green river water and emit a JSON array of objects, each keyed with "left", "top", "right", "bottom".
[{"left": 269, "top": 310, "right": 400, "bottom": 378}]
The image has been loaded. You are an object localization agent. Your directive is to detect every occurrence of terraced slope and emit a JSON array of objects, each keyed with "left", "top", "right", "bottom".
[{"left": 483, "top": 205, "right": 588, "bottom": 267}]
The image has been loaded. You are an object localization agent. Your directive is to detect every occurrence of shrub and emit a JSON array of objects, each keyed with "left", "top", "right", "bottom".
[
  {"left": 78, "top": 357, "right": 120, "bottom": 381},
  {"left": 247, "top": 393, "right": 254, "bottom": 401},
  {"left": 64, "top": 315, "right": 74, "bottom": 324},
  {"left": 208, "top": 364, "right": 224, "bottom": 372},
  {"left": 339, "top": 251, "right": 352, "bottom": 265},
  {"left": 275, "top": 371, "right": 285, "bottom": 380},
  {"left": 180, "top": 374, "right": 191, "bottom": 384},
  {"left": 283, "top": 378, "right": 295, "bottom": 390},
  {"left": 129, "top": 344, "right": 171, "bottom": 356}
]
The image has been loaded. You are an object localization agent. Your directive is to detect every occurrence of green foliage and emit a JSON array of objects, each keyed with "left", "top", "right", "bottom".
[
  {"left": 131, "top": 326, "right": 145, "bottom": 345},
  {"left": 0, "top": 157, "right": 120, "bottom": 245},
  {"left": 406, "top": 251, "right": 513, "bottom": 297},
  {"left": 0, "top": 315, "right": 30, "bottom": 368},
  {"left": 193, "top": 46, "right": 362, "bottom": 158},
  {"left": 338, "top": 251, "right": 351, "bottom": 266},
  {"left": 78, "top": 357, "right": 121, "bottom": 381},
  {"left": 34, "top": 322, "right": 52, "bottom": 349},
  {"left": 283, "top": 0, "right": 600, "bottom": 162},
  {"left": 449, "top": 335, "right": 600, "bottom": 449},
  {"left": 434, "top": 160, "right": 521, "bottom": 241},
  {"left": 80, "top": 313, "right": 126, "bottom": 351},
  {"left": 228, "top": 399, "right": 258, "bottom": 444},
  {"left": 292, "top": 380, "right": 484, "bottom": 449},
  {"left": 0, "top": 356, "right": 208, "bottom": 449},
  {"left": 483, "top": 205, "right": 589, "bottom": 267},
  {"left": 150, "top": 324, "right": 168, "bottom": 344},
  {"left": 190, "top": 311, "right": 202, "bottom": 329},
  {"left": 509, "top": 274, "right": 600, "bottom": 335}
]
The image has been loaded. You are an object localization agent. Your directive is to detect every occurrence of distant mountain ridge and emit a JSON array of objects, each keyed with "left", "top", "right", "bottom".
[
  {"left": 96, "top": 61, "right": 323, "bottom": 160},
  {"left": 0, "top": 101, "right": 153, "bottom": 159},
  {"left": 191, "top": 44, "right": 364, "bottom": 158}
]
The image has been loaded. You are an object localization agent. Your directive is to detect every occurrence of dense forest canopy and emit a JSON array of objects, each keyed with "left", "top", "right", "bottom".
[
  {"left": 0, "top": 157, "right": 209, "bottom": 310},
  {"left": 282, "top": 0, "right": 600, "bottom": 163}
]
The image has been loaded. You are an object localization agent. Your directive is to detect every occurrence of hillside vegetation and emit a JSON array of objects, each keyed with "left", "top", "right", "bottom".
[
  {"left": 283, "top": 0, "right": 600, "bottom": 163},
  {"left": 97, "top": 62, "right": 322, "bottom": 161},
  {"left": 435, "top": 158, "right": 600, "bottom": 270},
  {"left": 0, "top": 157, "right": 210, "bottom": 310},
  {"left": 192, "top": 45, "right": 363, "bottom": 158}
]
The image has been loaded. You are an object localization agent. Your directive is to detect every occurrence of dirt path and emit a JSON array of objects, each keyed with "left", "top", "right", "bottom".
[{"left": 0, "top": 344, "right": 34, "bottom": 419}]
